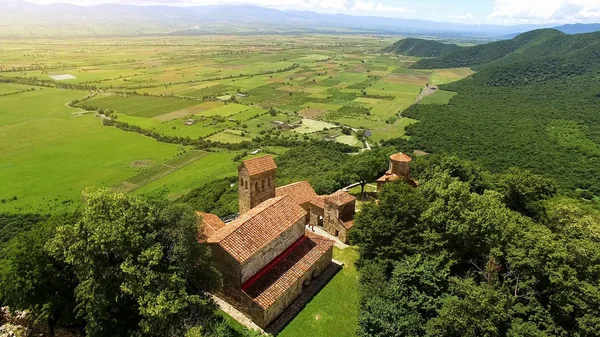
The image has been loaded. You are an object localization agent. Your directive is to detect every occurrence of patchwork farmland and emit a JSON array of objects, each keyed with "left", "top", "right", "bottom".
[{"left": 0, "top": 35, "right": 472, "bottom": 213}]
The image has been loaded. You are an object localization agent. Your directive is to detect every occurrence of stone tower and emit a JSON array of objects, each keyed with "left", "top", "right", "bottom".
[
  {"left": 389, "top": 152, "right": 412, "bottom": 180},
  {"left": 324, "top": 190, "right": 356, "bottom": 243},
  {"left": 238, "top": 155, "right": 277, "bottom": 215}
]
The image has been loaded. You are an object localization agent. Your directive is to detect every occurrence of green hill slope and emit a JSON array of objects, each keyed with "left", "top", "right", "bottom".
[
  {"left": 412, "top": 29, "right": 567, "bottom": 69},
  {"left": 403, "top": 29, "right": 600, "bottom": 199},
  {"left": 382, "top": 38, "right": 463, "bottom": 57}
]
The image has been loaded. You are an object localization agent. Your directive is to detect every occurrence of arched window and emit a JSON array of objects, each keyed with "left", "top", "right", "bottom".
[
  {"left": 255, "top": 182, "right": 259, "bottom": 191},
  {"left": 245, "top": 181, "right": 248, "bottom": 189},
  {"left": 240, "top": 178, "right": 244, "bottom": 188},
  {"left": 268, "top": 177, "right": 272, "bottom": 186},
  {"left": 262, "top": 180, "right": 266, "bottom": 190}
]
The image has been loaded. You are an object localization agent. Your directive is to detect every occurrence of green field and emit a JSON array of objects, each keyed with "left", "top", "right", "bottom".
[
  {"left": 419, "top": 90, "right": 458, "bottom": 105},
  {"left": 0, "top": 88, "right": 181, "bottom": 212},
  {"left": 0, "top": 35, "right": 471, "bottom": 212},
  {"left": 279, "top": 247, "right": 360, "bottom": 337}
]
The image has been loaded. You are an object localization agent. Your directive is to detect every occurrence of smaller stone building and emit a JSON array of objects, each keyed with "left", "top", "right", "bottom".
[
  {"left": 377, "top": 152, "right": 419, "bottom": 191},
  {"left": 322, "top": 191, "right": 356, "bottom": 243}
]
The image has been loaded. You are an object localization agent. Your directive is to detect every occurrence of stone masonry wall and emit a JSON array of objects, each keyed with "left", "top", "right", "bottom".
[
  {"left": 240, "top": 219, "right": 305, "bottom": 284},
  {"left": 238, "top": 168, "right": 276, "bottom": 215},
  {"left": 260, "top": 245, "right": 333, "bottom": 328},
  {"left": 209, "top": 243, "right": 242, "bottom": 288}
]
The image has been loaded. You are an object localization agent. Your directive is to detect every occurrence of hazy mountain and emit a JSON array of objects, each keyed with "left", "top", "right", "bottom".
[
  {"left": 554, "top": 23, "right": 600, "bottom": 34},
  {"left": 0, "top": 0, "right": 552, "bottom": 38}
]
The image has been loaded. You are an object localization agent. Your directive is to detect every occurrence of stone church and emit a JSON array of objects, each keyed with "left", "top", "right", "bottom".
[{"left": 197, "top": 155, "right": 357, "bottom": 328}]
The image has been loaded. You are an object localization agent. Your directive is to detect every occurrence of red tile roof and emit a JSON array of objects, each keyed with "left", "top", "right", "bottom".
[
  {"left": 377, "top": 173, "right": 401, "bottom": 183},
  {"left": 276, "top": 181, "right": 318, "bottom": 206},
  {"left": 241, "top": 155, "right": 277, "bottom": 176},
  {"left": 343, "top": 220, "right": 355, "bottom": 230},
  {"left": 390, "top": 152, "right": 412, "bottom": 163},
  {"left": 310, "top": 196, "right": 325, "bottom": 209},
  {"left": 196, "top": 212, "right": 226, "bottom": 241},
  {"left": 326, "top": 190, "right": 356, "bottom": 206},
  {"left": 207, "top": 196, "right": 306, "bottom": 263},
  {"left": 242, "top": 232, "right": 334, "bottom": 309}
]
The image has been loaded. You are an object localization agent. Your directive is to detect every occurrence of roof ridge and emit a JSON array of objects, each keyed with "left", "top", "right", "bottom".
[{"left": 209, "top": 196, "right": 288, "bottom": 243}]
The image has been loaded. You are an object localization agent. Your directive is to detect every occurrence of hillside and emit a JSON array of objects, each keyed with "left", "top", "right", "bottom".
[
  {"left": 403, "top": 29, "right": 600, "bottom": 199},
  {"left": 412, "top": 29, "right": 566, "bottom": 69},
  {"left": 382, "top": 38, "right": 464, "bottom": 57}
]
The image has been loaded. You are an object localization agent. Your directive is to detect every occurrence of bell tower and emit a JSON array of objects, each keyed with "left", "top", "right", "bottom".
[{"left": 238, "top": 155, "right": 277, "bottom": 214}]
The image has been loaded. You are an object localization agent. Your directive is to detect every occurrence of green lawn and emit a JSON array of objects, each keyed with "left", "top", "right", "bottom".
[
  {"left": 278, "top": 247, "right": 360, "bottom": 337},
  {"left": 0, "top": 89, "right": 181, "bottom": 212},
  {"left": 134, "top": 151, "right": 239, "bottom": 201}
]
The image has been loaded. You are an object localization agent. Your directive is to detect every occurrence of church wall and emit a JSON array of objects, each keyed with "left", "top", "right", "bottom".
[
  {"left": 260, "top": 245, "right": 333, "bottom": 328},
  {"left": 209, "top": 243, "right": 242, "bottom": 288},
  {"left": 240, "top": 219, "right": 305, "bottom": 284}
]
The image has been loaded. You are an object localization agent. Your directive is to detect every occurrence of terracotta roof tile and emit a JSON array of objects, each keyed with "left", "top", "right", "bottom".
[
  {"left": 343, "top": 220, "right": 355, "bottom": 230},
  {"left": 326, "top": 190, "right": 356, "bottom": 206},
  {"left": 242, "top": 232, "right": 334, "bottom": 309},
  {"left": 310, "top": 196, "right": 325, "bottom": 209},
  {"left": 196, "top": 212, "right": 226, "bottom": 242},
  {"left": 207, "top": 196, "right": 306, "bottom": 263},
  {"left": 390, "top": 152, "right": 413, "bottom": 163},
  {"left": 241, "top": 155, "right": 277, "bottom": 176},
  {"left": 276, "top": 181, "right": 318, "bottom": 206},
  {"left": 377, "top": 173, "right": 401, "bottom": 183}
]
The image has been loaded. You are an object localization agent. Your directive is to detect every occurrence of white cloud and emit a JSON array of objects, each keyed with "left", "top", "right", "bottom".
[
  {"left": 448, "top": 12, "right": 474, "bottom": 20},
  {"left": 351, "top": 0, "right": 414, "bottom": 13},
  {"left": 489, "top": 0, "right": 600, "bottom": 23}
]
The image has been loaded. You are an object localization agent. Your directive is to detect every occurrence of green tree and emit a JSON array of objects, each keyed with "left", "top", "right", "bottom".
[
  {"left": 351, "top": 182, "right": 427, "bottom": 264},
  {"left": 47, "top": 189, "right": 219, "bottom": 337},
  {"left": 496, "top": 167, "right": 557, "bottom": 219},
  {"left": 425, "top": 278, "right": 511, "bottom": 337},
  {"left": 0, "top": 214, "right": 78, "bottom": 336},
  {"left": 345, "top": 151, "right": 388, "bottom": 196}
]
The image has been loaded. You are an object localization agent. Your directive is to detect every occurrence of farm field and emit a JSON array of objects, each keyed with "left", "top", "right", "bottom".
[
  {"left": 0, "top": 35, "right": 472, "bottom": 213},
  {"left": 0, "top": 88, "right": 182, "bottom": 212}
]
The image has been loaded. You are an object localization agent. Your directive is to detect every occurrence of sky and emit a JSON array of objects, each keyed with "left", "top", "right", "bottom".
[{"left": 15, "top": 0, "right": 600, "bottom": 25}]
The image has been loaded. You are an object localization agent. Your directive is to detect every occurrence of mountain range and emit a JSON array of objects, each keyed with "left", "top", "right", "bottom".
[{"left": 1, "top": 1, "right": 599, "bottom": 38}]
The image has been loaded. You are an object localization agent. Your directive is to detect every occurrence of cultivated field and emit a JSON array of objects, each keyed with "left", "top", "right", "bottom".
[{"left": 0, "top": 35, "right": 472, "bottom": 212}]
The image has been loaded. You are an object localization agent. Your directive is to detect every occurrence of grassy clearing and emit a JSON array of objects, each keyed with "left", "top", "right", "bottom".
[
  {"left": 419, "top": 90, "right": 457, "bottom": 105},
  {"left": 336, "top": 135, "right": 362, "bottom": 146},
  {"left": 113, "top": 150, "right": 209, "bottom": 192},
  {"left": 135, "top": 151, "right": 239, "bottom": 200},
  {"left": 293, "top": 119, "right": 339, "bottom": 134},
  {"left": 0, "top": 89, "right": 180, "bottom": 212},
  {"left": 429, "top": 68, "right": 474, "bottom": 85},
  {"left": 278, "top": 247, "right": 360, "bottom": 337}
]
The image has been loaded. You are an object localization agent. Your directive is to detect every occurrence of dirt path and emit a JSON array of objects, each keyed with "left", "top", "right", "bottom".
[{"left": 414, "top": 85, "right": 438, "bottom": 103}]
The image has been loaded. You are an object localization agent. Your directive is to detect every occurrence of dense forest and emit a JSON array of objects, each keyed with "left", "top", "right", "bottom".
[
  {"left": 411, "top": 29, "right": 571, "bottom": 70},
  {"left": 381, "top": 38, "right": 463, "bottom": 57},
  {"left": 351, "top": 155, "right": 600, "bottom": 337},
  {"left": 398, "top": 29, "right": 600, "bottom": 200}
]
